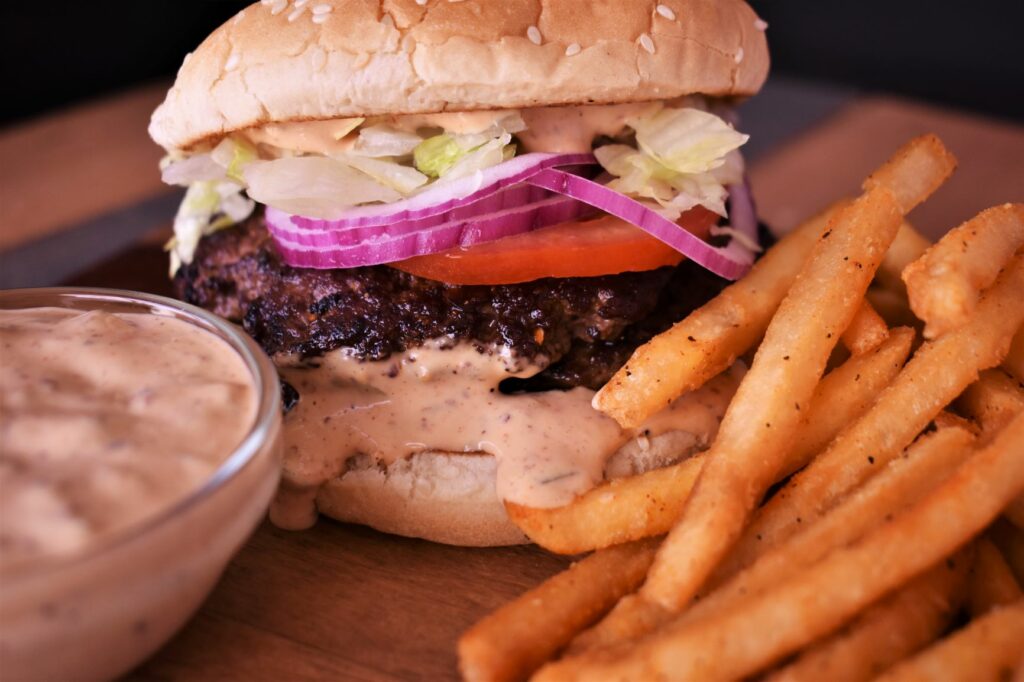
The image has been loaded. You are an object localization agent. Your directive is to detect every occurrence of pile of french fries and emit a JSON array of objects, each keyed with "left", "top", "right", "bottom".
[{"left": 459, "top": 135, "right": 1024, "bottom": 682}]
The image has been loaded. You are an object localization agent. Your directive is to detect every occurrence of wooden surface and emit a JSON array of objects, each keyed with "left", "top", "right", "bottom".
[{"left": 4, "top": 89, "right": 1022, "bottom": 680}]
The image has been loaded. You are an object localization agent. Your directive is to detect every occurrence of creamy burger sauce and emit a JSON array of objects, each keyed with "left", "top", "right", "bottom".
[
  {"left": 271, "top": 342, "right": 740, "bottom": 529},
  {"left": 0, "top": 307, "right": 257, "bottom": 572},
  {"left": 241, "top": 101, "right": 664, "bottom": 157}
]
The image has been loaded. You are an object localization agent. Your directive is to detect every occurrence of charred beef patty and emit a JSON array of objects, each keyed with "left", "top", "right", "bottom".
[{"left": 175, "top": 211, "right": 727, "bottom": 390}]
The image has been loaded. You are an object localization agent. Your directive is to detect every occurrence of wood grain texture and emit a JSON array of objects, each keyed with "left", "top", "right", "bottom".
[
  {"left": 0, "top": 83, "right": 171, "bottom": 251},
  {"left": 51, "top": 93, "right": 1023, "bottom": 681},
  {"left": 750, "top": 96, "right": 1024, "bottom": 241}
]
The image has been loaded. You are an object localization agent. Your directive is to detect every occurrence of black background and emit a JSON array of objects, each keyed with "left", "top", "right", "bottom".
[{"left": 2, "top": 1, "right": 1022, "bottom": 126}]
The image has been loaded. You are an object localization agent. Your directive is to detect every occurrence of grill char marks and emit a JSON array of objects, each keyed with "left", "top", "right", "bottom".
[{"left": 175, "top": 211, "right": 726, "bottom": 390}]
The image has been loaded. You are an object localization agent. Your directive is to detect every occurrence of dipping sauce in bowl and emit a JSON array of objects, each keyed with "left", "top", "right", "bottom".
[{"left": 0, "top": 289, "right": 282, "bottom": 682}]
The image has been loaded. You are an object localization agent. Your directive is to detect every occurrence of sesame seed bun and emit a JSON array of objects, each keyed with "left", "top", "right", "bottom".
[{"left": 149, "top": 0, "right": 769, "bottom": 152}]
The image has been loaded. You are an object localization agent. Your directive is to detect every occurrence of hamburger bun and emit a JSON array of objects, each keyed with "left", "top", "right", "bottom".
[{"left": 150, "top": 0, "right": 769, "bottom": 151}]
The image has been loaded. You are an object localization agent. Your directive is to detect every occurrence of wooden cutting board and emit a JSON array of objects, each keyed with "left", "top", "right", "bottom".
[{"left": 60, "top": 97, "right": 1022, "bottom": 681}]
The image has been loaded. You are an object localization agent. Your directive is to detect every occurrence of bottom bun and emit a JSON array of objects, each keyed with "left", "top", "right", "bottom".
[{"left": 314, "top": 429, "right": 709, "bottom": 547}]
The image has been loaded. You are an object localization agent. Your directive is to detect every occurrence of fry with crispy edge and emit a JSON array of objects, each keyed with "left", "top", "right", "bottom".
[
  {"left": 967, "top": 537, "right": 1022, "bottom": 617},
  {"left": 839, "top": 300, "right": 889, "bottom": 355},
  {"left": 624, "top": 136, "right": 955, "bottom": 623},
  {"left": 534, "top": 414, "right": 1024, "bottom": 682},
  {"left": 763, "top": 551, "right": 972, "bottom": 682},
  {"left": 955, "top": 368, "right": 1024, "bottom": 530},
  {"left": 593, "top": 201, "right": 845, "bottom": 429},
  {"left": 955, "top": 368, "right": 1024, "bottom": 437},
  {"left": 457, "top": 538, "right": 658, "bottom": 682},
  {"left": 903, "top": 203, "right": 1024, "bottom": 338},
  {"left": 726, "top": 255, "right": 1024, "bottom": 571},
  {"left": 506, "top": 328, "right": 913, "bottom": 554},
  {"left": 874, "top": 600, "right": 1024, "bottom": 682},
  {"left": 570, "top": 423, "right": 974, "bottom": 653}
]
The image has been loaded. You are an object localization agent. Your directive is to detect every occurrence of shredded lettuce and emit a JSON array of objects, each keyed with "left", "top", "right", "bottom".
[
  {"left": 413, "top": 134, "right": 465, "bottom": 178},
  {"left": 595, "top": 106, "right": 748, "bottom": 220},
  {"left": 354, "top": 124, "right": 423, "bottom": 157},
  {"left": 242, "top": 157, "right": 402, "bottom": 219},
  {"left": 166, "top": 181, "right": 254, "bottom": 276}
]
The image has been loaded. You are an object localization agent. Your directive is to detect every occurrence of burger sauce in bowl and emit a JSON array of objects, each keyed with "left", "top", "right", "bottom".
[{"left": 0, "top": 290, "right": 282, "bottom": 682}]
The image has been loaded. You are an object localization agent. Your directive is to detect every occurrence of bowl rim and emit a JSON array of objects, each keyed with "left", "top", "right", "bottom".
[{"left": 0, "top": 287, "right": 282, "bottom": 584}]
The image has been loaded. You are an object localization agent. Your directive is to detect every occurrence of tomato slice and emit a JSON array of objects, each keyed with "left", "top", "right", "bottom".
[{"left": 389, "top": 206, "right": 719, "bottom": 285}]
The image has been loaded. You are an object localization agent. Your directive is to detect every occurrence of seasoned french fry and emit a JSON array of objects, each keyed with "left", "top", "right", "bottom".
[
  {"left": 570, "top": 423, "right": 973, "bottom": 655},
  {"left": 839, "top": 300, "right": 889, "bottom": 355},
  {"left": 457, "top": 538, "right": 658, "bottom": 682},
  {"left": 967, "top": 537, "right": 1022, "bottom": 618},
  {"left": 580, "top": 139, "right": 955, "bottom": 655},
  {"left": 903, "top": 204, "right": 1024, "bottom": 338},
  {"left": 862, "top": 133, "right": 958, "bottom": 214},
  {"left": 593, "top": 201, "right": 845, "bottom": 429},
  {"left": 874, "top": 600, "right": 1024, "bottom": 682},
  {"left": 506, "top": 460, "right": 700, "bottom": 555},
  {"left": 731, "top": 255, "right": 1024, "bottom": 563},
  {"left": 955, "top": 368, "right": 1024, "bottom": 437},
  {"left": 1005, "top": 326, "right": 1024, "bottom": 383},
  {"left": 764, "top": 553, "right": 971, "bottom": 682},
  {"left": 699, "top": 425, "right": 975, "bottom": 603},
  {"left": 876, "top": 221, "right": 931, "bottom": 295},
  {"left": 536, "top": 415, "right": 1024, "bottom": 682},
  {"left": 507, "top": 328, "right": 913, "bottom": 554}
]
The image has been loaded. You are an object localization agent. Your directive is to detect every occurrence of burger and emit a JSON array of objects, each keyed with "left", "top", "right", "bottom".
[{"left": 149, "top": 0, "right": 769, "bottom": 546}]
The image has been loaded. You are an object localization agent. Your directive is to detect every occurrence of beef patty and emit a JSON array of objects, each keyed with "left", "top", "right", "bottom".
[{"left": 175, "top": 211, "right": 728, "bottom": 390}]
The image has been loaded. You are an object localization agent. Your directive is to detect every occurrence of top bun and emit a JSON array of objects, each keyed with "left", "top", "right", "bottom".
[{"left": 150, "top": 0, "right": 769, "bottom": 152}]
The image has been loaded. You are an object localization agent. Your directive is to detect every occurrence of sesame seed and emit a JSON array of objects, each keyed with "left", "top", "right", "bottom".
[
  {"left": 754, "top": 18, "right": 768, "bottom": 31},
  {"left": 656, "top": 4, "right": 675, "bottom": 20},
  {"left": 311, "top": 12, "right": 329, "bottom": 24},
  {"left": 735, "top": 47, "right": 744, "bottom": 63},
  {"left": 225, "top": 52, "right": 240, "bottom": 71},
  {"left": 288, "top": 6, "right": 306, "bottom": 21},
  {"left": 380, "top": 13, "right": 393, "bottom": 27},
  {"left": 527, "top": 25, "right": 542, "bottom": 45},
  {"left": 415, "top": 0, "right": 427, "bottom": 4},
  {"left": 565, "top": 42, "right": 581, "bottom": 56},
  {"left": 259, "top": 0, "right": 273, "bottom": 5},
  {"left": 639, "top": 33, "right": 655, "bottom": 54},
  {"left": 295, "top": 0, "right": 310, "bottom": 6},
  {"left": 312, "top": 3, "right": 331, "bottom": 14},
  {"left": 270, "top": 0, "right": 287, "bottom": 15}
]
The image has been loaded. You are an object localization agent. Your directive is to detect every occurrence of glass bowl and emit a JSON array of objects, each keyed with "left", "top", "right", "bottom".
[{"left": 0, "top": 288, "right": 282, "bottom": 682}]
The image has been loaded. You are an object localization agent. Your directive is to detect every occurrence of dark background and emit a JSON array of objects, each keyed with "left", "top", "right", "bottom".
[{"left": 2, "top": 1, "right": 1023, "bottom": 127}]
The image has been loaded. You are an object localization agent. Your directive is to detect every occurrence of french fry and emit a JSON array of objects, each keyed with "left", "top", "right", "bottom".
[
  {"left": 598, "top": 138, "right": 955, "bottom": 647},
  {"left": 506, "top": 460, "right": 700, "bottom": 555},
  {"left": 730, "top": 255, "right": 1024, "bottom": 563},
  {"left": 1005, "top": 326, "right": 1024, "bottom": 383},
  {"left": 640, "top": 187, "right": 906, "bottom": 606},
  {"left": 903, "top": 204, "right": 1024, "bottom": 338},
  {"left": 954, "top": 368, "right": 1024, "bottom": 437},
  {"left": 839, "top": 300, "right": 889, "bottom": 355},
  {"left": 535, "top": 415, "right": 1024, "bottom": 682},
  {"left": 967, "top": 537, "right": 1022, "bottom": 618},
  {"left": 874, "top": 600, "right": 1024, "bottom": 682},
  {"left": 593, "top": 201, "right": 845, "bottom": 429},
  {"left": 862, "top": 133, "right": 958, "bottom": 214},
  {"left": 507, "top": 328, "right": 913, "bottom": 554},
  {"left": 876, "top": 221, "right": 931, "bottom": 295},
  {"left": 570, "top": 423, "right": 973, "bottom": 655},
  {"left": 699, "top": 424, "right": 975, "bottom": 603},
  {"left": 764, "top": 552, "right": 971, "bottom": 682},
  {"left": 456, "top": 538, "right": 658, "bottom": 682}
]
